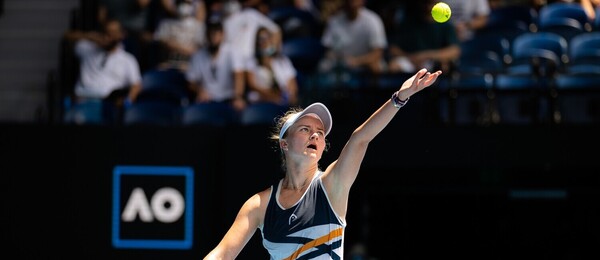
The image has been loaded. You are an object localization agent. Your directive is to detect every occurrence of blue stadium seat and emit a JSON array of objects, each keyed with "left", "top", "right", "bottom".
[
  {"left": 123, "top": 100, "right": 182, "bottom": 126},
  {"left": 126, "top": 68, "right": 189, "bottom": 127},
  {"left": 595, "top": 6, "right": 600, "bottom": 30},
  {"left": 476, "top": 5, "right": 538, "bottom": 42},
  {"left": 457, "top": 34, "right": 510, "bottom": 76},
  {"left": 538, "top": 2, "right": 592, "bottom": 33},
  {"left": 553, "top": 73, "right": 600, "bottom": 124},
  {"left": 493, "top": 73, "right": 550, "bottom": 125},
  {"left": 268, "top": 6, "right": 321, "bottom": 39},
  {"left": 457, "top": 51, "right": 505, "bottom": 76},
  {"left": 537, "top": 2, "right": 591, "bottom": 41},
  {"left": 460, "top": 34, "right": 511, "bottom": 63},
  {"left": 139, "top": 68, "right": 190, "bottom": 105},
  {"left": 374, "top": 72, "right": 412, "bottom": 89},
  {"left": 142, "top": 67, "right": 187, "bottom": 90},
  {"left": 181, "top": 102, "right": 238, "bottom": 127},
  {"left": 282, "top": 36, "right": 325, "bottom": 75},
  {"left": 538, "top": 17, "right": 585, "bottom": 42},
  {"left": 508, "top": 32, "right": 568, "bottom": 77},
  {"left": 568, "top": 32, "right": 600, "bottom": 74},
  {"left": 240, "top": 102, "right": 288, "bottom": 126},
  {"left": 569, "top": 32, "right": 600, "bottom": 60},
  {"left": 440, "top": 73, "right": 495, "bottom": 126},
  {"left": 63, "top": 98, "right": 104, "bottom": 125}
]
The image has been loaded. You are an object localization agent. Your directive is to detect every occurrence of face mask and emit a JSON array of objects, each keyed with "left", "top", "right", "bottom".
[
  {"left": 178, "top": 3, "right": 194, "bottom": 17},
  {"left": 260, "top": 46, "right": 276, "bottom": 57},
  {"left": 208, "top": 44, "right": 219, "bottom": 54},
  {"left": 104, "top": 39, "right": 121, "bottom": 51},
  {"left": 223, "top": 0, "right": 241, "bottom": 15}
]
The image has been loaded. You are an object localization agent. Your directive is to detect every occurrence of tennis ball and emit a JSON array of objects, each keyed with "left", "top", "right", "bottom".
[{"left": 432, "top": 2, "right": 451, "bottom": 23}]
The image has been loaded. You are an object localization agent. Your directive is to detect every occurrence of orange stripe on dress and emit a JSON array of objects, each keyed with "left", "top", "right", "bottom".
[{"left": 283, "top": 227, "right": 344, "bottom": 260}]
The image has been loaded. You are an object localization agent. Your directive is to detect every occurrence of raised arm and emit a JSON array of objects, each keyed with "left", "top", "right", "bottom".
[{"left": 323, "top": 68, "right": 442, "bottom": 215}]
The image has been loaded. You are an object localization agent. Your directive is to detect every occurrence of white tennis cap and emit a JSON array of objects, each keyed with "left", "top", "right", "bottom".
[{"left": 279, "top": 102, "right": 332, "bottom": 140}]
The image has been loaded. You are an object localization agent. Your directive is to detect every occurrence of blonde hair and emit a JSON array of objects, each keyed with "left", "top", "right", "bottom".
[{"left": 269, "top": 106, "right": 303, "bottom": 143}]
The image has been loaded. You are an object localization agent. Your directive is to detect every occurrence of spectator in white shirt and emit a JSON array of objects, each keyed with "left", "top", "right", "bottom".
[
  {"left": 222, "top": 0, "right": 282, "bottom": 67},
  {"left": 65, "top": 19, "right": 142, "bottom": 104},
  {"left": 319, "top": 0, "right": 388, "bottom": 74},
  {"left": 186, "top": 21, "right": 247, "bottom": 111},
  {"left": 154, "top": 0, "right": 207, "bottom": 71},
  {"left": 64, "top": 19, "right": 143, "bottom": 124},
  {"left": 245, "top": 27, "right": 299, "bottom": 106}
]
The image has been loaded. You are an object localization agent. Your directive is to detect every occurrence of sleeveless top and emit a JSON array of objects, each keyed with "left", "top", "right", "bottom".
[{"left": 260, "top": 171, "right": 346, "bottom": 260}]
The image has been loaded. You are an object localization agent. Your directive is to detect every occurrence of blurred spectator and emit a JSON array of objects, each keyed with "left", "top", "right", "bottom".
[
  {"left": 318, "top": 0, "right": 344, "bottom": 22},
  {"left": 64, "top": 19, "right": 143, "bottom": 121},
  {"left": 97, "top": 0, "right": 154, "bottom": 68},
  {"left": 186, "top": 21, "right": 246, "bottom": 110},
  {"left": 580, "top": 0, "right": 600, "bottom": 20},
  {"left": 207, "top": 0, "right": 242, "bottom": 23},
  {"left": 245, "top": 27, "right": 299, "bottom": 106},
  {"left": 386, "top": 0, "right": 461, "bottom": 74},
  {"left": 319, "top": 0, "right": 388, "bottom": 74},
  {"left": 487, "top": 0, "right": 505, "bottom": 9},
  {"left": 159, "top": 0, "right": 206, "bottom": 21},
  {"left": 98, "top": 0, "right": 153, "bottom": 34},
  {"left": 443, "top": 0, "right": 491, "bottom": 42},
  {"left": 222, "top": 0, "right": 282, "bottom": 63},
  {"left": 153, "top": 0, "right": 207, "bottom": 71},
  {"left": 220, "top": 0, "right": 282, "bottom": 110},
  {"left": 270, "top": 0, "right": 321, "bottom": 18},
  {"left": 367, "top": 0, "right": 407, "bottom": 37}
]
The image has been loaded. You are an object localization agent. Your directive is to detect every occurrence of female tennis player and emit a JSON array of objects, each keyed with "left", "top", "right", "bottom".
[{"left": 204, "top": 68, "right": 443, "bottom": 259}]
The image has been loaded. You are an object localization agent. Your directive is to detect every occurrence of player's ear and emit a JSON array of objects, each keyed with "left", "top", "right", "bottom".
[{"left": 280, "top": 140, "right": 288, "bottom": 151}]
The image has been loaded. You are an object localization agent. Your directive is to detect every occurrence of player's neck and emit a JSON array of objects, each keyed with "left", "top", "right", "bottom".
[{"left": 283, "top": 167, "right": 317, "bottom": 190}]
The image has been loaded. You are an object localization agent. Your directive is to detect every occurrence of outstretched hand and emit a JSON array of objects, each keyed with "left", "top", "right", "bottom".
[{"left": 397, "top": 68, "right": 442, "bottom": 101}]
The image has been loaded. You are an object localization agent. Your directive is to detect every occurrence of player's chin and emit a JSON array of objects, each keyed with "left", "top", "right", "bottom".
[{"left": 304, "top": 149, "right": 320, "bottom": 158}]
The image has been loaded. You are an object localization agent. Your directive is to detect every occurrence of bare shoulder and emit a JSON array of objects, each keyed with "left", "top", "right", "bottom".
[
  {"left": 242, "top": 187, "right": 272, "bottom": 214},
  {"left": 240, "top": 186, "right": 273, "bottom": 225},
  {"left": 255, "top": 186, "right": 273, "bottom": 209}
]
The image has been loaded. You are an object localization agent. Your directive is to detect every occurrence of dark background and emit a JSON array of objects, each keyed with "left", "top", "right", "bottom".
[{"left": 3, "top": 107, "right": 600, "bottom": 259}]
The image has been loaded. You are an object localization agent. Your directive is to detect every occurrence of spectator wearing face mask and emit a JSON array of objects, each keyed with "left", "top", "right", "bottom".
[
  {"left": 319, "top": 0, "right": 388, "bottom": 75},
  {"left": 153, "top": 0, "right": 207, "bottom": 71},
  {"left": 244, "top": 27, "right": 299, "bottom": 106},
  {"left": 186, "top": 21, "right": 246, "bottom": 110},
  {"left": 159, "top": 0, "right": 206, "bottom": 21},
  {"left": 63, "top": 19, "right": 143, "bottom": 124}
]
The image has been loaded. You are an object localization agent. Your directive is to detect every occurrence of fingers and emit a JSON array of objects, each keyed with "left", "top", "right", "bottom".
[
  {"left": 403, "top": 69, "right": 443, "bottom": 93},
  {"left": 415, "top": 68, "right": 428, "bottom": 81},
  {"left": 416, "top": 69, "right": 443, "bottom": 89},
  {"left": 410, "top": 69, "right": 428, "bottom": 87}
]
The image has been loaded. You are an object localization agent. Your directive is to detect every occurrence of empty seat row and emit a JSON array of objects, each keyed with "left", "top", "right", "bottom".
[
  {"left": 440, "top": 72, "right": 600, "bottom": 126},
  {"left": 457, "top": 31, "right": 600, "bottom": 78}
]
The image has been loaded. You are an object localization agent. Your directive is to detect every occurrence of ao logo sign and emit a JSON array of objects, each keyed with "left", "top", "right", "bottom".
[
  {"left": 121, "top": 187, "right": 185, "bottom": 223},
  {"left": 112, "top": 166, "right": 194, "bottom": 249}
]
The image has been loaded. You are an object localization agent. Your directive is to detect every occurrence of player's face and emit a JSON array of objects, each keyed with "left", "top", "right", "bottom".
[{"left": 286, "top": 115, "right": 326, "bottom": 160}]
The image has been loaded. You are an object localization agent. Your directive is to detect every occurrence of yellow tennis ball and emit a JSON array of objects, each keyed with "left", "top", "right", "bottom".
[{"left": 432, "top": 2, "right": 451, "bottom": 23}]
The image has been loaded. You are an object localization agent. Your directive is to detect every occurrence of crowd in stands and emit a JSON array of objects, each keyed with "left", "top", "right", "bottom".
[{"left": 59, "top": 0, "right": 600, "bottom": 127}]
